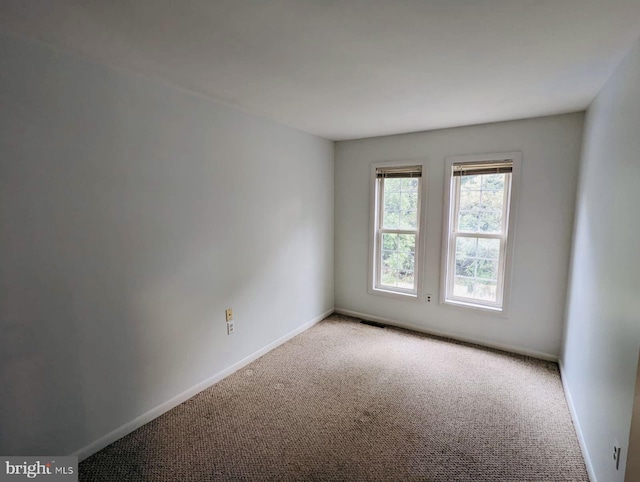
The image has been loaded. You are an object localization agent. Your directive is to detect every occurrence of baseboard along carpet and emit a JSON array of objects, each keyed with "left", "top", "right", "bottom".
[{"left": 80, "top": 314, "right": 588, "bottom": 481}]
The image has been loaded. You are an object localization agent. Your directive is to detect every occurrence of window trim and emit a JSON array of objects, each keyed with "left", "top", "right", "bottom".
[
  {"left": 440, "top": 152, "right": 521, "bottom": 315},
  {"left": 368, "top": 160, "right": 428, "bottom": 302}
]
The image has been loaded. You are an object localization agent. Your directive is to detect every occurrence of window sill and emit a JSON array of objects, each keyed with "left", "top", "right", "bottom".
[
  {"left": 369, "top": 287, "right": 421, "bottom": 302},
  {"left": 443, "top": 298, "right": 508, "bottom": 317}
]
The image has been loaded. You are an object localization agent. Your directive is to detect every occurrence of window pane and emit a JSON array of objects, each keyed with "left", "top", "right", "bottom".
[
  {"left": 398, "top": 271, "right": 414, "bottom": 289},
  {"left": 477, "top": 259, "right": 498, "bottom": 280},
  {"left": 383, "top": 187, "right": 401, "bottom": 228},
  {"left": 401, "top": 178, "right": 418, "bottom": 191},
  {"left": 458, "top": 212, "right": 479, "bottom": 232},
  {"left": 480, "top": 189, "right": 504, "bottom": 210},
  {"left": 477, "top": 238, "right": 500, "bottom": 260},
  {"left": 455, "top": 236, "right": 477, "bottom": 258},
  {"left": 482, "top": 174, "right": 504, "bottom": 191},
  {"left": 453, "top": 235, "right": 499, "bottom": 303},
  {"left": 381, "top": 250, "right": 397, "bottom": 269},
  {"left": 381, "top": 268, "right": 397, "bottom": 287},
  {"left": 398, "top": 251, "right": 415, "bottom": 271},
  {"left": 453, "top": 278, "right": 498, "bottom": 302},
  {"left": 399, "top": 188, "right": 419, "bottom": 229},
  {"left": 385, "top": 178, "right": 402, "bottom": 192},
  {"left": 382, "top": 178, "right": 419, "bottom": 230},
  {"left": 401, "top": 190, "right": 418, "bottom": 210},
  {"left": 384, "top": 210, "right": 400, "bottom": 229},
  {"left": 380, "top": 233, "right": 416, "bottom": 290},
  {"left": 398, "top": 235, "right": 416, "bottom": 289},
  {"left": 479, "top": 210, "right": 502, "bottom": 233},
  {"left": 456, "top": 173, "right": 506, "bottom": 234},
  {"left": 460, "top": 175, "right": 482, "bottom": 190},
  {"left": 382, "top": 233, "right": 398, "bottom": 250},
  {"left": 400, "top": 210, "right": 417, "bottom": 229},
  {"left": 453, "top": 277, "right": 474, "bottom": 297},
  {"left": 384, "top": 190, "right": 400, "bottom": 211},
  {"left": 397, "top": 234, "right": 416, "bottom": 254},
  {"left": 459, "top": 189, "right": 481, "bottom": 212},
  {"left": 455, "top": 257, "right": 475, "bottom": 277},
  {"left": 474, "top": 280, "right": 497, "bottom": 302}
]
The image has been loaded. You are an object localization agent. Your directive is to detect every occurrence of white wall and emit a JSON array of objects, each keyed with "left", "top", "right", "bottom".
[
  {"left": 562, "top": 35, "right": 640, "bottom": 482},
  {"left": 0, "top": 33, "right": 334, "bottom": 456},
  {"left": 335, "top": 113, "right": 584, "bottom": 359}
]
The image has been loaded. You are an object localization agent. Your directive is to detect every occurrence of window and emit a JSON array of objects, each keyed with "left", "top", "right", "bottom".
[
  {"left": 369, "top": 163, "right": 424, "bottom": 299},
  {"left": 442, "top": 154, "right": 520, "bottom": 312}
]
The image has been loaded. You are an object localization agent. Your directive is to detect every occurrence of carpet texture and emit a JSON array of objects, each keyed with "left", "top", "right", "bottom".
[{"left": 80, "top": 314, "right": 588, "bottom": 481}]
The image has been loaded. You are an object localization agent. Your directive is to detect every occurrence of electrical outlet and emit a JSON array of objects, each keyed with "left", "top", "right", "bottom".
[
  {"left": 227, "top": 321, "right": 235, "bottom": 335},
  {"left": 225, "top": 308, "right": 233, "bottom": 322},
  {"left": 426, "top": 294, "right": 432, "bottom": 302},
  {"left": 613, "top": 443, "right": 622, "bottom": 470}
]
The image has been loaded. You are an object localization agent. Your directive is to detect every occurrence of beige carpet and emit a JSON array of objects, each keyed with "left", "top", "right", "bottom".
[{"left": 80, "top": 314, "right": 588, "bottom": 481}]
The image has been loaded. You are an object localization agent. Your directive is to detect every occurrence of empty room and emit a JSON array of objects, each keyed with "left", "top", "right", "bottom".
[{"left": 1, "top": 1, "right": 640, "bottom": 481}]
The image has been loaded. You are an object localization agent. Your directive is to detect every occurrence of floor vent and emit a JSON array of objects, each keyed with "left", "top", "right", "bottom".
[{"left": 360, "top": 320, "right": 386, "bottom": 328}]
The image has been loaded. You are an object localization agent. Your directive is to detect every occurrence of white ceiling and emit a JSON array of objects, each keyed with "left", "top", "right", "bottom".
[{"left": 2, "top": 1, "right": 640, "bottom": 140}]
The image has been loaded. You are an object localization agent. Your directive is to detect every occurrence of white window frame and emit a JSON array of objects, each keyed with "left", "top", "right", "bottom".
[
  {"left": 440, "top": 152, "right": 521, "bottom": 314},
  {"left": 368, "top": 160, "right": 427, "bottom": 301}
]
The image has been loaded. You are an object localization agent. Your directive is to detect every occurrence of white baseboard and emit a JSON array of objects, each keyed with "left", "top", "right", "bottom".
[
  {"left": 73, "top": 307, "right": 334, "bottom": 462},
  {"left": 334, "top": 307, "right": 558, "bottom": 362},
  {"left": 559, "top": 361, "right": 597, "bottom": 482}
]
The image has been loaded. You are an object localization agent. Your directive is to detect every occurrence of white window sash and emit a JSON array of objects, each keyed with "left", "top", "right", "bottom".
[
  {"left": 373, "top": 172, "right": 422, "bottom": 296},
  {"left": 446, "top": 171, "right": 512, "bottom": 309}
]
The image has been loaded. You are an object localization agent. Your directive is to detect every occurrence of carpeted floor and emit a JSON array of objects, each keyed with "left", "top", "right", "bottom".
[{"left": 79, "top": 314, "right": 588, "bottom": 481}]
